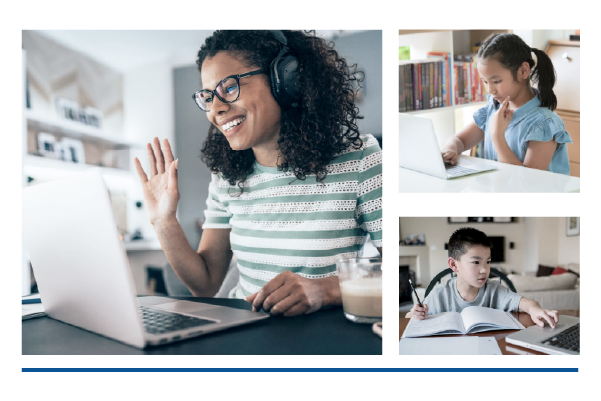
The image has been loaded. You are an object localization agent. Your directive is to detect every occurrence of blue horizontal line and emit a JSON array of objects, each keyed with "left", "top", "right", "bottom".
[{"left": 22, "top": 368, "right": 578, "bottom": 373}]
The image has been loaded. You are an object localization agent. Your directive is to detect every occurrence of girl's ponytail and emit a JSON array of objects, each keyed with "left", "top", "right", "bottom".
[
  {"left": 477, "top": 33, "right": 558, "bottom": 111},
  {"left": 530, "top": 47, "right": 557, "bottom": 110}
]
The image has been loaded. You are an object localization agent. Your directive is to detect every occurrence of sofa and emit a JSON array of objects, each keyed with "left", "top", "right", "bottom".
[{"left": 505, "top": 263, "right": 580, "bottom": 310}]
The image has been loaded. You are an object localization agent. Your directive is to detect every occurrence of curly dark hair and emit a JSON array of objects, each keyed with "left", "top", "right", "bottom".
[{"left": 197, "top": 30, "right": 364, "bottom": 189}]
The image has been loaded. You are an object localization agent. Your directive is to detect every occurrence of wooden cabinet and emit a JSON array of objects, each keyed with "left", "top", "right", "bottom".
[
  {"left": 546, "top": 40, "right": 580, "bottom": 112},
  {"left": 546, "top": 40, "right": 580, "bottom": 177},
  {"left": 558, "top": 110, "right": 580, "bottom": 177}
]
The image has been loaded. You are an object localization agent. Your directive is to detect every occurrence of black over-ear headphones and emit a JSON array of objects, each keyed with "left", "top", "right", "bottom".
[{"left": 268, "top": 30, "right": 300, "bottom": 108}]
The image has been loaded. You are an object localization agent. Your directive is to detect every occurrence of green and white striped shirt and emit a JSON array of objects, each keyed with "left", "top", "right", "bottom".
[{"left": 203, "top": 134, "right": 383, "bottom": 298}]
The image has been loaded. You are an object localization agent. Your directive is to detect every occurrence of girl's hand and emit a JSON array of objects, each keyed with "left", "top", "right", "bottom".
[
  {"left": 490, "top": 96, "right": 514, "bottom": 139},
  {"left": 441, "top": 150, "right": 459, "bottom": 165},
  {"left": 134, "top": 137, "right": 180, "bottom": 225}
]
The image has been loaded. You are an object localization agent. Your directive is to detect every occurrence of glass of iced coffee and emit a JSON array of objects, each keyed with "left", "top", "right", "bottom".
[{"left": 336, "top": 258, "right": 382, "bottom": 323}]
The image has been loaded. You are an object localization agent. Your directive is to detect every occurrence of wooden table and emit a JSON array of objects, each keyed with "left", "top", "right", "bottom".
[{"left": 399, "top": 310, "right": 579, "bottom": 355}]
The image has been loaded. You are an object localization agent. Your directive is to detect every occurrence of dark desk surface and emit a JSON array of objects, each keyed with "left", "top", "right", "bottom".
[
  {"left": 399, "top": 310, "right": 579, "bottom": 355},
  {"left": 23, "top": 297, "right": 381, "bottom": 355}
]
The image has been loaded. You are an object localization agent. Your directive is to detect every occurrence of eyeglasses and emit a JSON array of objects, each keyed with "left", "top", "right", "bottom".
[{"left": 192, "top": 69, "right": 265, "bottom": 112}]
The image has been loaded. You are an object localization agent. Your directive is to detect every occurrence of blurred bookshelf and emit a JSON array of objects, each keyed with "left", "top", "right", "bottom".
[{"left": 398, "top": 30, "right": 509, "bottom": 152}]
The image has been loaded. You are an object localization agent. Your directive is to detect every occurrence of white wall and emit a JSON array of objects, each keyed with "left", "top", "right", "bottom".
[
  {"left": 398, "top": 217, "right": 579, "bottom": 280},
  {"left": 122, "top": 60, "right": 178, "bottom": 294},
  {"left": 123, "top": 60, "right": 176, "bottom": 240},
  {"left": 557, "top": 218, "right": 581, "bottom": 265},
  {"left": 399, "top": 217, "right": 526, "bottom": 277},
  {"left": 537, "top": 217, "right": 560, "bottom": 266},
  {"left": 523, "top": 217, "right": 539, "bottom": 272},
  {"left": 123, "top": 60, "right": 175, "bottom": 145},
  {"left": 513, "top": 30, "right": 575, "bottom": 50},
  {"left": 525, "top": 217, "right": 579, "bottom": 268}
]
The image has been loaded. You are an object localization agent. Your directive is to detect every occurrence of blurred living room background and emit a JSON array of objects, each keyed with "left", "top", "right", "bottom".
[{"left": 399, "top": 217, "right": 580, "bottom": 315}]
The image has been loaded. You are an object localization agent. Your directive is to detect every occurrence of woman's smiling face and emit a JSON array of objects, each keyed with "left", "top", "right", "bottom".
[{"left": 201, "top": 51, "right": 282, "bottom": 152}]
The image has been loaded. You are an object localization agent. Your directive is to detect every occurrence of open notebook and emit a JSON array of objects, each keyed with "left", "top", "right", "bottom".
[{"left": 402, "top": 306, "right": 525, "bottom": 338}]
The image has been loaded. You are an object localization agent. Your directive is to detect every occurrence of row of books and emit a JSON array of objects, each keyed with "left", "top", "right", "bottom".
[
  {"left": 399, "top": 53, "right": 488, "bottom": 112},
  {"left": 454, "top": 55, "right": 487, "bottom": 105},
  {"left": 399, "top": 52, "right": 450, "bottom": 112}
]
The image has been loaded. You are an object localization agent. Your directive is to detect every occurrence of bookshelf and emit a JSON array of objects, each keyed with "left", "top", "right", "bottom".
[
  {"left": 20, "top": 42, "right": 145, "bottom": 190},
  {"left": 21, "top": 48, "right": 164, "bottom": 296},
  {"left": 399, "top": 30, "right": 509, "bottom": 149}
]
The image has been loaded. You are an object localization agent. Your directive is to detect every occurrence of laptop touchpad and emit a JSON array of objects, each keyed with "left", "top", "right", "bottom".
[{"left": 152, "top": 301, "right": 220, "bottom": 313}]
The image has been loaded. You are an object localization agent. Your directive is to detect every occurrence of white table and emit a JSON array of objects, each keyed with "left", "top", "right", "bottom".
[{"left": 399, "top": 156, "right": 580, "bottom": 193}]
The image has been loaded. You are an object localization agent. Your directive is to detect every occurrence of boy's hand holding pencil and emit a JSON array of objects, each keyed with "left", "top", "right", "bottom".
[
  {"left": 408, "top": 303, "right": 429, "bottom": 320},
  {"left": 406, "top": 279, "right": 429, "bottom": 320}
]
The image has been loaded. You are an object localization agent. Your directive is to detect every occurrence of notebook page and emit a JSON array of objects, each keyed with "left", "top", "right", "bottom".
[
  {"left": 402, "top": 312, "right": 465, "bottom": 338},
  {"left": 460, "top": 306, "right": 519, "bottom": 332}
]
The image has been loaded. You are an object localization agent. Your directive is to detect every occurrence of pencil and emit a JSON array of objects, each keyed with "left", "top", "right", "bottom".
[{"left": 408, "top": 279, "right": 423, "bottom": 307}]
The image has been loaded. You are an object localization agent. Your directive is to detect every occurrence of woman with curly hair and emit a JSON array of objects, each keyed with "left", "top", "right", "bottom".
[{"left": 135, "top": 30, "right": 382, "bottom": 317}]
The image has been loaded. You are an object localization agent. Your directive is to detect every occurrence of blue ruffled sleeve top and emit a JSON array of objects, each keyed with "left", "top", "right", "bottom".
[{"left": 473, "top": 92, "right": 573, "bottom": 175}]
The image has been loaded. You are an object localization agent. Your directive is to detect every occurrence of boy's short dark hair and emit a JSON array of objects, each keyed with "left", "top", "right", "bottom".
[{"left": 448, "top": 228, "right": 492, "bottom": 260}]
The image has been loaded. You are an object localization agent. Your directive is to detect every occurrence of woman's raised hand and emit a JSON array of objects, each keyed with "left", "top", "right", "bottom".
[{"left": 134, "top": 138, "right": 179, "bottom": 225}]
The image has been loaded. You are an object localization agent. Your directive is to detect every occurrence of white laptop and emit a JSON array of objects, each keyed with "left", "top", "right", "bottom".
[
  {"left": 399, "top": 113, "right": 497, "bottom": 179},
  {"left": 22, "top": 169, "right": 269, "bottom": 349},
  {"left": 505, "top": 315, "right": 579, "bottom": 355}
]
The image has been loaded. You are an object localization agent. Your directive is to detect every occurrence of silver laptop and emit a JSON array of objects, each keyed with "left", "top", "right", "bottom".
[
  {"left": 399, "top": 113, "right": 497, "bottom": 179},
  {"left": 505, "top": 315, "right": 579, "bottom": 355},
  {"left": 22, "top": 169, "right": 269, "bottom": 349}
]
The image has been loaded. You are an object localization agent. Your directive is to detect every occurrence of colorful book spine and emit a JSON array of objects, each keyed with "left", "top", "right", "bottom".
[
  {"left": 399, "top": 64, "right": 405, "bottom": 112},
  {"left": 453, "top": 63, "right": 458, "bottom": 105},
  {"left": 412, "top": 64, "right": 419, "bottom": 110},
  {"left": 452, "top": 55, "right": 491, "bottom": 105},
  {"left": 399, "top": 58, "right": 458, "bottom": 112},
  {"left": 438, "top": 61, "right": 443, "bottom": 107},
  {"left": 422, "top": 63, "right": 426, "bottom": 109},
  {"left": 408, "top": 65, "right": 414, "bottom": 109},
  {"left": 427, "top": 52, "right": 451, "bottom": 107},
  {"left": 464, "top": 63, "right": 468, "bottom": 103},
  {"left": 429, "top": 62, "right": 434, "bottom": 109},
  {"left": 406, "top": 65, "right": 411, "bottom": 110},
  {"left": 433, "top": 61, "right": 438, "bottom": 108}
]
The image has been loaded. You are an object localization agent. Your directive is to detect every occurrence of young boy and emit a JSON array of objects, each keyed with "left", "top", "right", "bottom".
[{"left": 406, "top": 227, "right": 559, "bottom": 328}]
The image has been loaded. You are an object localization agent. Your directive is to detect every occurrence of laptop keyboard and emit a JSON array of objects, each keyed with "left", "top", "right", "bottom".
[
  {"left": 541, "top": 323, "right": 579, "bottom": 353},
  {"left": 444, "top": 163, "right": 478, "bottom": 178},
  {"left": 139, "top": 306, "right": 214, "bottom": 335}
]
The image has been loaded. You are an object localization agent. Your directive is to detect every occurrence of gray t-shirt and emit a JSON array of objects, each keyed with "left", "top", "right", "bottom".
[{"left": 424, "top": 277, "right": 522, "bottom": 315}]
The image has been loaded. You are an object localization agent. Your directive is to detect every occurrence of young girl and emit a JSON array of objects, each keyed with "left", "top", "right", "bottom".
[
  {"left": 134, "top": 31, "right": 382, "bottom": 317},
  {"left": 441, "top": 33, "right": 572, "bottom": 175}
]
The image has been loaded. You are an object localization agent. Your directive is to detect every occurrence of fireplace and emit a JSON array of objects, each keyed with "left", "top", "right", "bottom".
[
  {"left": 399, "top": 246, "right": 430, "bottom": 286},
  {"left": 399, "top": 265, "right": 415, "bottom": 303}
]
